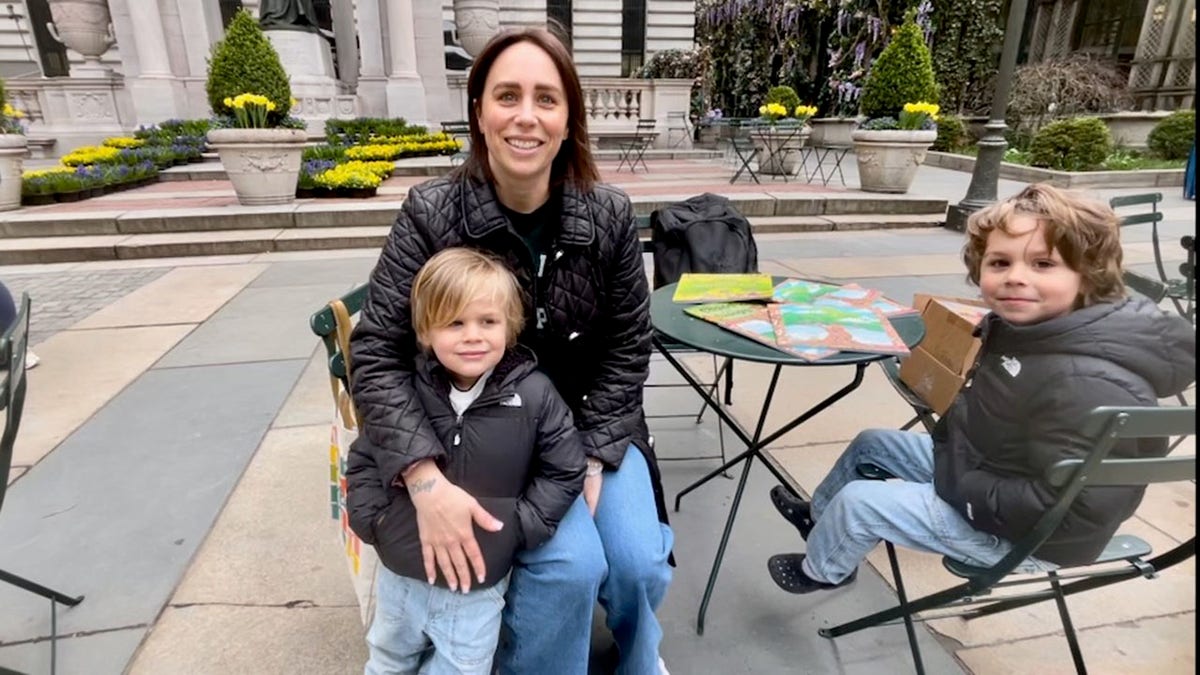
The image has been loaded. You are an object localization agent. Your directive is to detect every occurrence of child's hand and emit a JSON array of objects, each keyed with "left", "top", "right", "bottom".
[
  {"left": 583, "top": 472, "right": 603, "bottom": 517},
  {"left": 407, "top": 463, "right": 502, "bottom": 593}
]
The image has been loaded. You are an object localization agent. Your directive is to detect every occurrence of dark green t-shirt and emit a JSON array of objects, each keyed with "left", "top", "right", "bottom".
[{"left": 499, "top": 191, "right": 560, "bottom": 269}]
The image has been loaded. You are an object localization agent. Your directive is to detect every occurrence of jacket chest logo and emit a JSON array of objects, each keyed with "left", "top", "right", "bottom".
[{"left": 1000, "top": 355, "right": 1022, "bottom": 378}]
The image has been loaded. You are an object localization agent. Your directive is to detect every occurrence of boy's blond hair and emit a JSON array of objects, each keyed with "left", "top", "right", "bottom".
[
  {"left": 411, "top": 248, "right": 524, "bottom": 349},
  {"left": 963, "top": 183, "right": 1125, "bottom": 307}
]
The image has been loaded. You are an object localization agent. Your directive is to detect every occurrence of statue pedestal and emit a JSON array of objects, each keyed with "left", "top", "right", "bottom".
[{"left": 265, "top": 29, "right": 356, "bottom": 133}]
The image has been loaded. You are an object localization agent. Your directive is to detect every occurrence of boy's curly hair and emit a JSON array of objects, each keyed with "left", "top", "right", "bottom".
[{"left": 963, "top": 183, "right": 1125, "bottom": 306}]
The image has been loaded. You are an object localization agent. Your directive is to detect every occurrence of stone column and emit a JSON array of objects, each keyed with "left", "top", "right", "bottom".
[
  {"left": 384, "top": 0, "right": 428, "bottom": 126},
  {"left": 124, "top": 0, "right": 185, "bottom": 123},
  {"left": 413, "top": 0, "right": 454, "bottom": 123},
  {"left": 332, "top": 0, "right": 359, "bottom": 89},
  {"left": 355, "top": 0, "right": 389, "bottom": 116}
]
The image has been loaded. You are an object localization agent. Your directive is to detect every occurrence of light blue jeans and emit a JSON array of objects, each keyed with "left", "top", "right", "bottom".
[
  {"left": 802, "top": 429, "right": 1056, "bottom": 584},
  {"left": 365, "top": 565, "right": 509, "bottom": 675},
  {"left": 495, "top": 446, "right": 674, "bottom": 675}
]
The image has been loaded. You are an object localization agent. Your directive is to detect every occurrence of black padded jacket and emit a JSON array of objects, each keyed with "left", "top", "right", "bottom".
[
  {"left": 933, "top": 298, "right": 1195, "bottom": 566},
  {"left": 349, "top": 172, "right": 669, "bottom": 524},
  {"left": 345, "top": 347, "right": 586, "bottom": 588}
]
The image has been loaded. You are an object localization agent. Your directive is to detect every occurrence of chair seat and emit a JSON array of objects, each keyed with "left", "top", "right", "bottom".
[{"left": 942, "top": 534, "right": 1153, "bottom": 579}]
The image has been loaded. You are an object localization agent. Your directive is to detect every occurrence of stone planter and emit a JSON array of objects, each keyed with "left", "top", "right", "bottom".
[
  {"left": 851, "top": 128, "right": 937, "bottom": 193},
  {"left": 809, "top": 118, "right": 859, "bottom": 147},
  {"left": 752, "top": 125, "right": 810, "bottom": 175},
  {"left": 454, "top": 0, "right": 500, "bottom": 57},
  {"left": 207, "top": 128, "right": 307, "bottom": 206},
  {"left": 1098, "top": 111, "right": 1174, "bottom": 150},
  {"left": 0, "top": 135, "right": 28, "bottom": 211},
  {"left": 47, "top": 0, "right": 116, "bottom": 75}
]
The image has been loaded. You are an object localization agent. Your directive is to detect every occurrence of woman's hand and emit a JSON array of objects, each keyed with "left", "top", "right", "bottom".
[
  {"left": 583, "top": 458, "right": 604, "bottom": 517},
  {"left": 404, "top": 459, "right": 503, "bottom": 593}
]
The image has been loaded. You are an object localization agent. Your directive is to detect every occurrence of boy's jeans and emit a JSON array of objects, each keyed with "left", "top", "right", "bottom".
[
  {"left": 365, "top": 566, "right": 509, "bottom": 675},
  {"left": 803, "top": 429, "right": 1055, "bottom": 584},
  {"left": 496, "top": 446, "right": 674, "bottom": 675}
]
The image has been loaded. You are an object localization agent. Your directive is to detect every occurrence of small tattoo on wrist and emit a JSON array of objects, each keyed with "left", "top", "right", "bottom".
[{"left": 408, "top": 478, "right": 437, "bottom": 494}]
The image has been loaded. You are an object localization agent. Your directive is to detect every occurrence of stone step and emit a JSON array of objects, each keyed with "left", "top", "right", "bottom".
[
  {"left": 0, "top": 214, "right": 946, "bottom": 265},
  {"left": 1, "top": 195, "right": 947, "bottom": 239}
]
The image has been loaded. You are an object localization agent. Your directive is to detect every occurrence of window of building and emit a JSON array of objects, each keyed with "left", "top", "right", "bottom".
[
  {"left": 621, "top": 0, "right": 646, "bottom": 76},
  {"left": 1073, "top": 0, "right": 1148, "bottom": 60},
  {"left": 22, "top": 0, "right": 69, "bottom": 77},
  {"left": 547, "top": 0, "right": 573, "bottom": 43}
]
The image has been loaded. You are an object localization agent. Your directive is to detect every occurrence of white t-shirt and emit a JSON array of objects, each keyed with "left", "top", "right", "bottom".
[{"left": 448, "top": 369, "right": 492, "bottom": 417}]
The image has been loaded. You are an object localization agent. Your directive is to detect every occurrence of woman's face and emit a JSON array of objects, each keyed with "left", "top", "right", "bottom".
[{"left": 476, "top": 41, "right": 570, "bottom": 191}]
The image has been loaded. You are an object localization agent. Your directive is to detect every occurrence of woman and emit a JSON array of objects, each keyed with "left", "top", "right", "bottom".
[{"left": 349, "top": 27, "right": 673, "bottom": 675}]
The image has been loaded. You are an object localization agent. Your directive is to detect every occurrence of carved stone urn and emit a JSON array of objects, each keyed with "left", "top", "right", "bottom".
[
  {"left": 0, "top": 135, "right": 28, "bottom": 211},
  {"left": 453, "top": 0, "right": 500, "bottom": 57},
  {"left": 850, "top": 128, "right": 937, "bottom": 193},
  {"left": 47, "top": 0, "right": 116, "bottom": 76},
  {"left": 206, "top": 128, "right": 307, "bottom": 206}
]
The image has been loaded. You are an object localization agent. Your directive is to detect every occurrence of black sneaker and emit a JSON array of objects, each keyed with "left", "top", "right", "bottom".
[
  {"left": 770, "top": 485, "right": 814, "bottom": 540},
  {"left": 767, "top": 553, "right": 857, "bottom": 594}
]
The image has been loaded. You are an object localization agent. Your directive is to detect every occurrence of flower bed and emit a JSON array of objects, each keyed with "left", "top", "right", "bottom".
[
  {"left": 294, "top": 130, "right": 459, "bottom": 198},
  {"left": 297, "top": 159, "right": 393, "bottom": 199},
  {"left": 21, "top": 161, "right": 160, "bottom": 205}
]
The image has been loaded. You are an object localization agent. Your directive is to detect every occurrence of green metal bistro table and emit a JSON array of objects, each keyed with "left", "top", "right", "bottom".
[{"left": 650, "top": 279, "right": 925, "bottom": 634}]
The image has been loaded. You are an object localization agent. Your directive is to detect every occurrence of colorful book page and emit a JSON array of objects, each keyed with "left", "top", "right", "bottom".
[
  {"left": 772, "top": 279, "right": 842, "bottom": 304},
  {"left": 673, "top": 273, "right": 774, "bottom": 303},
  {"left": 867, "top": 295, "right": 920, "bottom": 317},
  {"left": 684, "top": 303, "right": 837, "bottom": 361},
  {"left": 768, "top": 302, "right": 910, "bottom": 356}
]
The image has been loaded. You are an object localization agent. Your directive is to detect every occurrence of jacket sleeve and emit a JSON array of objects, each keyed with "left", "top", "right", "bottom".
[
  {"left": 515, "top": 376, "right": 587, "bottom": 550},
  {"left": 954, "top": 375, "right": 1149, "bottom": 542},
  {"left": 576, "top": 196, "right": 652, "bottom": 467},
  {"left": 344, "top": 435, "right": 391, "bottom": 546},
  {"left": 349, "top": 190, "right": 447, "bottom": 484}
]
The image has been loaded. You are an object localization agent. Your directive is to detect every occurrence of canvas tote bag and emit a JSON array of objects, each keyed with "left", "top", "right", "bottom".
[{"left": 327, "top": 298, "right": 379, "bottom": 625}]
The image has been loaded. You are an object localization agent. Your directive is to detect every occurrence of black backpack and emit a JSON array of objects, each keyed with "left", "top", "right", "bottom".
[{"left": 650, "top": 193, "right": 759, "bottom": 289}]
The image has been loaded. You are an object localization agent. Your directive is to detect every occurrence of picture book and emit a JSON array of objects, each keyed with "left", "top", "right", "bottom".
[
  {"left": 683, "top": 302, "right": 837, "bottom": 361},
  {"left": 673, "top": 273, "right": 775, "bottom": 303},
  {"left": 772, "top": 279, "right": 843, "bottom": 304},
  {"left": 768, "top": 302, "right": 910, "bottom": 356}
]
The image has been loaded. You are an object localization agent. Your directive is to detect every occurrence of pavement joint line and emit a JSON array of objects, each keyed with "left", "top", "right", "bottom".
[
  {"left": 167, "top": 600, "right": 356, "bottom": 610},
  {"left": 0, "top": 623, "right": 149, "bottom": 647},
  {"left": 955, "top": 609, "right": 1198, "bottom": 651},
  {"left": 149, "top": 356, "right": 312, "bottom": 371}
]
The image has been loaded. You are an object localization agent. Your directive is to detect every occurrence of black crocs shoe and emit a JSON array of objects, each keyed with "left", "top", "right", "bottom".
[
  {"left": 767, "top": 554, "right": 857, "bottom": 594},
  {"left": 770, "top": 485, "right": 815, "bottom": 540}
]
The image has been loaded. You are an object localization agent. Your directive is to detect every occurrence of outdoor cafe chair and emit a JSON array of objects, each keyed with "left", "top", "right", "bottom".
[
  {"left": 0, "top": 293, "right": 85, "bottom": 675},
  {"left": 728, "top": 120, "right": 761, "bottom": 184},
  {"left": 823, "top": 404, "right": 1196, "bottom": 675},
  {"left": 1111, "top": 192, "right": 1195, "bottom": 323},
  {"left": 616, "top": 118, "right": 658, "bottom": 173},
  {"left": 666, "top": 111, "right": 693, "bottom": 149},
  {"left": 440, "top": 120, "right": 471, "bottom": 166}
]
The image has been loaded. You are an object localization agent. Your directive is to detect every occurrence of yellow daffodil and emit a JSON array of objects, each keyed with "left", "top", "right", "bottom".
[
  {"left": 3, "top": 103, "right": 24, "bottom": 119},
  {"left": 898, "top": 101, "right": 941, "bottom": 130}
]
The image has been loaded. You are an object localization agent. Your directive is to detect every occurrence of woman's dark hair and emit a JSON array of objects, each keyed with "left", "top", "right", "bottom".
[{"left": 456, "top": 27, "right": 599, "bottom": 191}]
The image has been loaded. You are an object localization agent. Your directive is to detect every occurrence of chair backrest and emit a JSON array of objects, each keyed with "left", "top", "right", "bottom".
[
  {"left": 649, "top": 193, "right": 759, "bottom": 289},
  {"left": 0, "top": 292, "right": 32, "bottom": 514},
  {"left": 310, "top": 284, "right": 368, "bottom": 384},
  {"left": 977, "top": 405, "right": 1195, "bottom": 587},
  {"left": 1110, "top": 193, "right": 1163, "bottom": 227}
]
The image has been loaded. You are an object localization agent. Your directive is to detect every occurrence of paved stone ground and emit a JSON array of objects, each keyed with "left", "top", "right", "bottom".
[{"left": 2, "top": 268, "right": 170, "bottom": 346}]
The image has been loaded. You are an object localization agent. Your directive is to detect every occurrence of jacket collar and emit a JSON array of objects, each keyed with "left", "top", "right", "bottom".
[
  {"left": 414, "top": 344, "right": 539, "bottom": 398},
  {"left": 458, "top": 171, "right": 596, "bottom": 247}
]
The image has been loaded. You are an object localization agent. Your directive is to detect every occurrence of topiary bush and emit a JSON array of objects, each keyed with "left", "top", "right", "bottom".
[
  {"left": 932, "top": 115, "right": 967, "bottom": 151},
  {"left": 765, "top": 85, "right": 801, "bottom": 113},
  {"left": 859, "top": 13, "right": 939, "bottom": 119},
  {"left": 206, "top": 9, "right": 292, "bottom": 121},
  {"left": 1029, "top": 117, "right": 1112, "bottom": 171},
  {"left": 1147, "top": 109, "right": 1195, "bottom": 160}
]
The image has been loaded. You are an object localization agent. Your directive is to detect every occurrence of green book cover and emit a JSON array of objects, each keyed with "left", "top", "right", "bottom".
[
  {"left": 672, "top": 273, "right": 774, "bottom": 303},
  {"left": 684, "top": 302, "right": 836, "bottom": 361}
]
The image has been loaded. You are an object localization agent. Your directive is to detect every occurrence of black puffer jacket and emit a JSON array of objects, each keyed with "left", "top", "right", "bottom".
[
  {"left": 345, "top": 347, "right": 586, "bottom": 588},
  {"left": 933, "top": 298, "right": 1195, "bottom": 566},
  {"left": 350, "top": 172, "right": 668, "bottom": 523}
]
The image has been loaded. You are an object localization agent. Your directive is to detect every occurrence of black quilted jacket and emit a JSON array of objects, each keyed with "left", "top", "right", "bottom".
[{"left": 350, "top": 172, "right": 669, "bottom": 523}]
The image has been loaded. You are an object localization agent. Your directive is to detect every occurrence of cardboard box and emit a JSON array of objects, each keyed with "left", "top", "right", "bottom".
[
  {"left": 899, "top": 294, "right": 990, "bottom": 414},
  {"left": 899, "top": 346, "right": 964, "bottom": 415}
]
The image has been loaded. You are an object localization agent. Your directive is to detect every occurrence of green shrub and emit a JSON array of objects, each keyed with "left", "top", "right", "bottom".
[
  {"left": 325, "top": 118, "right": 426, "bottom": 144},
  {"left": 1147, "top": 110, "right": 1195, "bottom": 160},
  {"left": 1029, "top": 117, "right": 1112, "bottom": 171},
  {"left": 932, "top": 115, "right": 967, "bottom": 151},
  {"left": 765, "top": 85, "right": 801, "bottom": 113},
  {"left": 859, "top": 13, "right": 939, "bottom": 119},
  {"left": 205, "top": 9, "right": 292, "bottom": 120}
]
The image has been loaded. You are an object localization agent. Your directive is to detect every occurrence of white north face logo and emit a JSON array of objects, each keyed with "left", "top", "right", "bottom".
[
  {"left": 1000, "top": 355, "right": 1022, "bottom": 378},
  {"left": 500, "top": 394, "right": 523, "bottom": 408}
]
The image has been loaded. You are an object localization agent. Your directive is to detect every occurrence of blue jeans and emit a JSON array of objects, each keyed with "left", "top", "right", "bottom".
[
  {"left": 365, "top": 565, "right": 509, "bottom": 675},
  {"left": 802, "top": 429, "right": 1055, "bottom": 584},
  {"left": 496, "top": 446, "right": 673, "bottom": 675}
]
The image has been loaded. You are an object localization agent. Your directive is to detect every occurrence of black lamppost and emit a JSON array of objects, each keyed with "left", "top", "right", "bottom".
[{"left": 945, "top": 0, "right": 1031, "bottom": 231}]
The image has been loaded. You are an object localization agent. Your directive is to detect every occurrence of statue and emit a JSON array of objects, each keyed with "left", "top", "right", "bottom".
[{"left": 259, "top": 0, "right": 321, "bottom": 33}]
